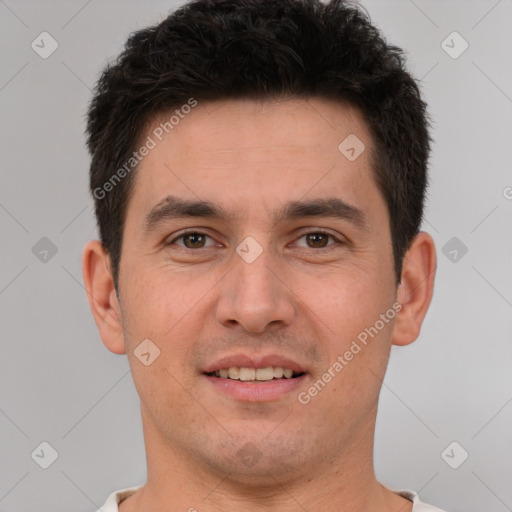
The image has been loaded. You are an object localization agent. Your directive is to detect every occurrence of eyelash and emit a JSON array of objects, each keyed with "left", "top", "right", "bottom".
[{"left": 166, "top": 229, "right": 344, "bottom": 250}]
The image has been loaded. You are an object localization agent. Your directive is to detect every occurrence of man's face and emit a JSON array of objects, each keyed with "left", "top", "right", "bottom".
[{"left": 116, "top": 98, "right": 398, "bottom": 482}]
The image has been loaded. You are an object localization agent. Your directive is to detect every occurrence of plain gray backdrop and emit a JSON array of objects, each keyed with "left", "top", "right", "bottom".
[{"left": 1, "top": 1, "right": 511, "bottom": 511}]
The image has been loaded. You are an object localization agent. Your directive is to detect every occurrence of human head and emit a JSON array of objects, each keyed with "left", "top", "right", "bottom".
[
  {"left": 86, "top": 0, "right": 431, "bottom": 291},
  {"left": 82, "top": 1, "right": 436, "bottom": 504}
]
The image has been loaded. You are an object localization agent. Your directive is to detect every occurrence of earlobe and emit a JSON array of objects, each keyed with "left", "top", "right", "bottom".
[
  {"left": 82, "top": 240, "right": 126, "bottom": 354},
  {"left": 392, "top": 232, "right": 437, "bottom": 347}
]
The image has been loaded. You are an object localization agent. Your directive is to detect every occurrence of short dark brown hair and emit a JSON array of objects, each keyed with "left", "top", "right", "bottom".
[{"left": 86, "top": 0, "right": 431, "bottom": 289}]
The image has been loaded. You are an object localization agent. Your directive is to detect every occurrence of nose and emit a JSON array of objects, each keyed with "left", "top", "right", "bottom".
[{"left": 215, "top": 244, "right": 296, "bottom": 333}]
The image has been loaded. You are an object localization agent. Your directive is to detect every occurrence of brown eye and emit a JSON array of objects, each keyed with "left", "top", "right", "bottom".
[
  {"left": 182, "top": 233, "right": 206, "bottom": 248},
  {"left": 294, "top": 231, "right": 339, "bottom": 249},
  {"left": 305, "top": 232, "right": 330, "bottom": 248},
  {"left": 168, "top": 231, "right": 216, "bottom": 249}
]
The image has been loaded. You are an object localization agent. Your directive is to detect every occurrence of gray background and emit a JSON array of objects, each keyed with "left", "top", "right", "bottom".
[{"left": 1, "top": 1, "right": 511, "bottom": 511}]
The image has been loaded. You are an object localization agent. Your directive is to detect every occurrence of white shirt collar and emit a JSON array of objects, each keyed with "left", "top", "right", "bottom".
[{"left": 97, "top": 485, "right": 447, "bottom": 511}]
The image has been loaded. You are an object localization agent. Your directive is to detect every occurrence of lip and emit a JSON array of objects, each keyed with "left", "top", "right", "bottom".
[
  {"left": 201, "top": 353, "right": 307, "bottom": 374},
  {"left": 201, "top": 353, "right": 308, "bottom": 403},
  {"left": 203, "top": 373, "right": 308, "bottom": 402}
]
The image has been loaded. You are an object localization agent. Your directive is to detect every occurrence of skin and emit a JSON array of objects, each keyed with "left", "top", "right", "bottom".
[{"left": 83, "top": 97, "right": 436, "bottom": 512}]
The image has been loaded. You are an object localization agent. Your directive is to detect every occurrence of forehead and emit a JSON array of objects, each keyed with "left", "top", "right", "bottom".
[
  {"left": 127, "top": 97, "right": 384, "bottom": 227},
  {"left": 145, "top": 97, "right": 371, "bottom": 156}
]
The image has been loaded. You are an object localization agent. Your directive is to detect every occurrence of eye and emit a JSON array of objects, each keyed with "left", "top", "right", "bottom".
[
  {"left": 294, "top": 231, "right": 341, "bottom": 249},
  {"left": 167, "top": 231, "right": 217, "bottom": 249}
]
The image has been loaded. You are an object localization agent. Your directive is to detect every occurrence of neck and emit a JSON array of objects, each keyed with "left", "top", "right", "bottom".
[{"left": 119, "top": 405, "right": 412, "bottom": 512}]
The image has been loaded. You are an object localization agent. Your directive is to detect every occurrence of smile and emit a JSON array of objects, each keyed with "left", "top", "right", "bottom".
[{"left": 207, "top": 366, "right": 304, "bottom": 381}]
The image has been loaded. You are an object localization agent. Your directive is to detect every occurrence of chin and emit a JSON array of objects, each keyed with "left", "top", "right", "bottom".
[{"left": 203, "top": 434, "right": 312, "bottom": 485}]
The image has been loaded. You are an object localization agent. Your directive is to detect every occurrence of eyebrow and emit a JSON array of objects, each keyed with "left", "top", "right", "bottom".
[{"left": 143, "top": 195, "right": 368, "bottom": 233}]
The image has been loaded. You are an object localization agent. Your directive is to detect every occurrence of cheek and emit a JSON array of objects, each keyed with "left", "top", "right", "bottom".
[
  {"left": 294, "top": 262, "right": 394, "bottom": 338},
  {"left": 121, "top": 262, "right": 210, "bottom": 338},
  {"left": 300, "top": 278, "right": 394, "bottom": 436},
  {"left": 120, "top": 265, "right": 208, "bottom": 423},
  {"left": 119, "top": 261, "right": 220, "bottom": 392},
  {"left": 294, "top": 262, "right": 396, "bottom": 403}
]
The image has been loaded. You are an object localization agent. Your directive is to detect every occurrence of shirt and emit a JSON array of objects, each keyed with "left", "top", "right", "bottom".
[{"left": 96, "top": 485, "right": 447, "bottom": 511}]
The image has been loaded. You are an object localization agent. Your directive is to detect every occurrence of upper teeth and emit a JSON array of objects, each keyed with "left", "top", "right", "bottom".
[{"left": 214, "top": 367, "right": 296, "bottom": 381}]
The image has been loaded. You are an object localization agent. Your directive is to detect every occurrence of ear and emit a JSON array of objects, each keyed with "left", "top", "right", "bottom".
[
  {"left": 392, "top": 231, "right": 437, "bottom": 347},
  {"left": 82, "top": 240, "right": 126, "bottom": 354}
]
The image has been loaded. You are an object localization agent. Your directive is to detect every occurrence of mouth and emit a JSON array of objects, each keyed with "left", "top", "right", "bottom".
[
  {"left": 205, "top": 366, "right": 305, "bottom": 382},
  {"left": 201, "top": 355, "right": 308, "bottom": 402}
]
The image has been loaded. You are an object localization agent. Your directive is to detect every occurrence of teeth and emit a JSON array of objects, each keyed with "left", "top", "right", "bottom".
[
  {"left": 273, "top": 366, "right": 284, "bottom": 378},
  {"left": 228, "top": 367, "right": 239, "bottom": 379},
  {"left": 239, "top": 367, "right": 256, "bottom": 381},
  {"left": 255, "top": 367, "right": 274, "bottom": 381},
  {"left": 212, "top": 366, "right": 300, "bottom": 381}
]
